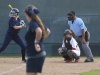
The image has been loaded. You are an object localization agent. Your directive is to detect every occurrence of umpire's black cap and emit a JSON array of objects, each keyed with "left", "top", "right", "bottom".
[{"left": 67, "top": 11, "right": 75, "bottom": 16}]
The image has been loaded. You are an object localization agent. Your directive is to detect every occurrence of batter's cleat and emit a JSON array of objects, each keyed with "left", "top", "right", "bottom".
[
  {"left": 84, "top": 58, "right": 94, "bottom": 62},
  {"left": 22, "top": 59, "right": 27, "bottom": 63}
]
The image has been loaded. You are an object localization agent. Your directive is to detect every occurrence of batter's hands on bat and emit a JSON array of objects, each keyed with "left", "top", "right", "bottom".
[
  {"left": 35, "top": 43, "right": 41, "bottom": 52},
  {"left": 20, "top": 20, "right": 25, "bottom": 27}
]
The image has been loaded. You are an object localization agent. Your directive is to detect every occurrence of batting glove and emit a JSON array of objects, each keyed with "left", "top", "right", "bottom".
[{"left": 20, "top": 20, "right": 25, "bottom": 27}]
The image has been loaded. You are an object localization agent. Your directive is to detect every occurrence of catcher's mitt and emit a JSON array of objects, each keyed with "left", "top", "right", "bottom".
[{"left": 58, "top": 47, "right": 67, "bottom": 56}]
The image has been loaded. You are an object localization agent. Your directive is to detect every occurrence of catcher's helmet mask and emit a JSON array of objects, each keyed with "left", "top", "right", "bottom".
[{"left": 64, "top": 29, "right": 72, "bottom": 36}]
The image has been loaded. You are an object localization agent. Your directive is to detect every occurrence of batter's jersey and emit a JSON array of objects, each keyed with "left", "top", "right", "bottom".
[{"left": 7, "top": 17, "right": 21, "bottom": 34}]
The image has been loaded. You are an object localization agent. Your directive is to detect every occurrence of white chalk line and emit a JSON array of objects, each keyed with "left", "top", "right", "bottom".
[{"left": 0, "top": 64, "right": 25, "bottom": 75}]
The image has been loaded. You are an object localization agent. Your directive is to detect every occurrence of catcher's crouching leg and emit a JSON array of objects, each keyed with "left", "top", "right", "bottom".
[
  {"left": 63, "top": 55, "right": 71, "bottom": 61},
  {"left": 58, "top": 47, "right": 73, "bottom": 62},
  {"left": 67, "top": 50, "right": 79, "bottom": 61}
]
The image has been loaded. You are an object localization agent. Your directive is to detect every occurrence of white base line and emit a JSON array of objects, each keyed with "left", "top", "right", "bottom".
[{"left": 0, "top": 64, "right": 25, "bottom": 75}]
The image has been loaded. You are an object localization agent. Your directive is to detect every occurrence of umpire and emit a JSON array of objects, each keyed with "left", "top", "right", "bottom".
[{"left": 67, "top": 11, "right": 94, "bottom": 62}]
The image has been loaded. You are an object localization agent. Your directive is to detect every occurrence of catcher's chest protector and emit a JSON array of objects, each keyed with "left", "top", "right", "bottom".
[{"left": 64, "top": 39, "right": 72, "bottom": 50}]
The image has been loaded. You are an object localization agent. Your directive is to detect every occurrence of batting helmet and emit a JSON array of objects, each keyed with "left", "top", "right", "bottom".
[{"left": 9, "top": 8, "right": 19, "bottom": 17}]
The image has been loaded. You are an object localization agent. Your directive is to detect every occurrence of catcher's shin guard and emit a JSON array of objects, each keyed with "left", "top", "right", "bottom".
[
  {"left": 63, "top": 55, "right": 71, "bottom": 61},
  {"left": 67, "top": 50, "right": 79, "bottom": 60}
]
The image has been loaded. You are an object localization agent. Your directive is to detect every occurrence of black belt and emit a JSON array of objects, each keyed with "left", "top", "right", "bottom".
[
  {"left": 79, "top": 31, "right": 87, "bottom": 37},
  {"left": 78, "top": 31, "right": 89, "bottom": 42}
]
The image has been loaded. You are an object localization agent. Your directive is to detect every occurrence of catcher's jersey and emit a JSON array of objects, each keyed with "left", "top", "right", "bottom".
[{"left": 62, "top": 37, "right": 80, "bottom": 52}]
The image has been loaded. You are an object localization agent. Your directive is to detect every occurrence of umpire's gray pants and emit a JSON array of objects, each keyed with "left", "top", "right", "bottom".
[{"left": 75, "top": 32, "right": 93, "bottom": 59}]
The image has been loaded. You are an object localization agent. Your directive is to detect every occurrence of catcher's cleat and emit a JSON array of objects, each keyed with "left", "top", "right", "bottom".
[
  {"left": 84, "top": 58, "right": 94, "bottom": 62},
  {"left": 64, "top": 58, "right": 66, "bottom": 61},
  {"left": 64, "top": 58, "right": 71, "bottom": 61},
  {"left": 75, "top": 58, "right": 80, "bottom": 63},
  {"left": 22, "top": 59, "right": 27, "bottom": 63},
  {"left": 65, "top": 58, "right": 73, "bottom": 63}
]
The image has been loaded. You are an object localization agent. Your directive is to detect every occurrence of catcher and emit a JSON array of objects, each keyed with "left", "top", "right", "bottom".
[{"left": 58, "top": 29, "right": 80, "bottom": 63}]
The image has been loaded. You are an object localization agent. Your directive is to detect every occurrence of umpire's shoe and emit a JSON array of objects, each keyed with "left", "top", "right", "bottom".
[{"left": 84, "top": 58, "right": 94, "bottom": 62}]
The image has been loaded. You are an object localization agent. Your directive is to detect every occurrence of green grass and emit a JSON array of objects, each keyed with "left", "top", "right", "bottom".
[{"left": 80, "top": 70, "right": 100, "bottom": 75}]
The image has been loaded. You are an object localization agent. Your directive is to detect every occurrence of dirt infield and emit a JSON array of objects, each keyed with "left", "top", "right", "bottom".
[{"left": 0, "top": 57, "right": 100, "bottom": 75}]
